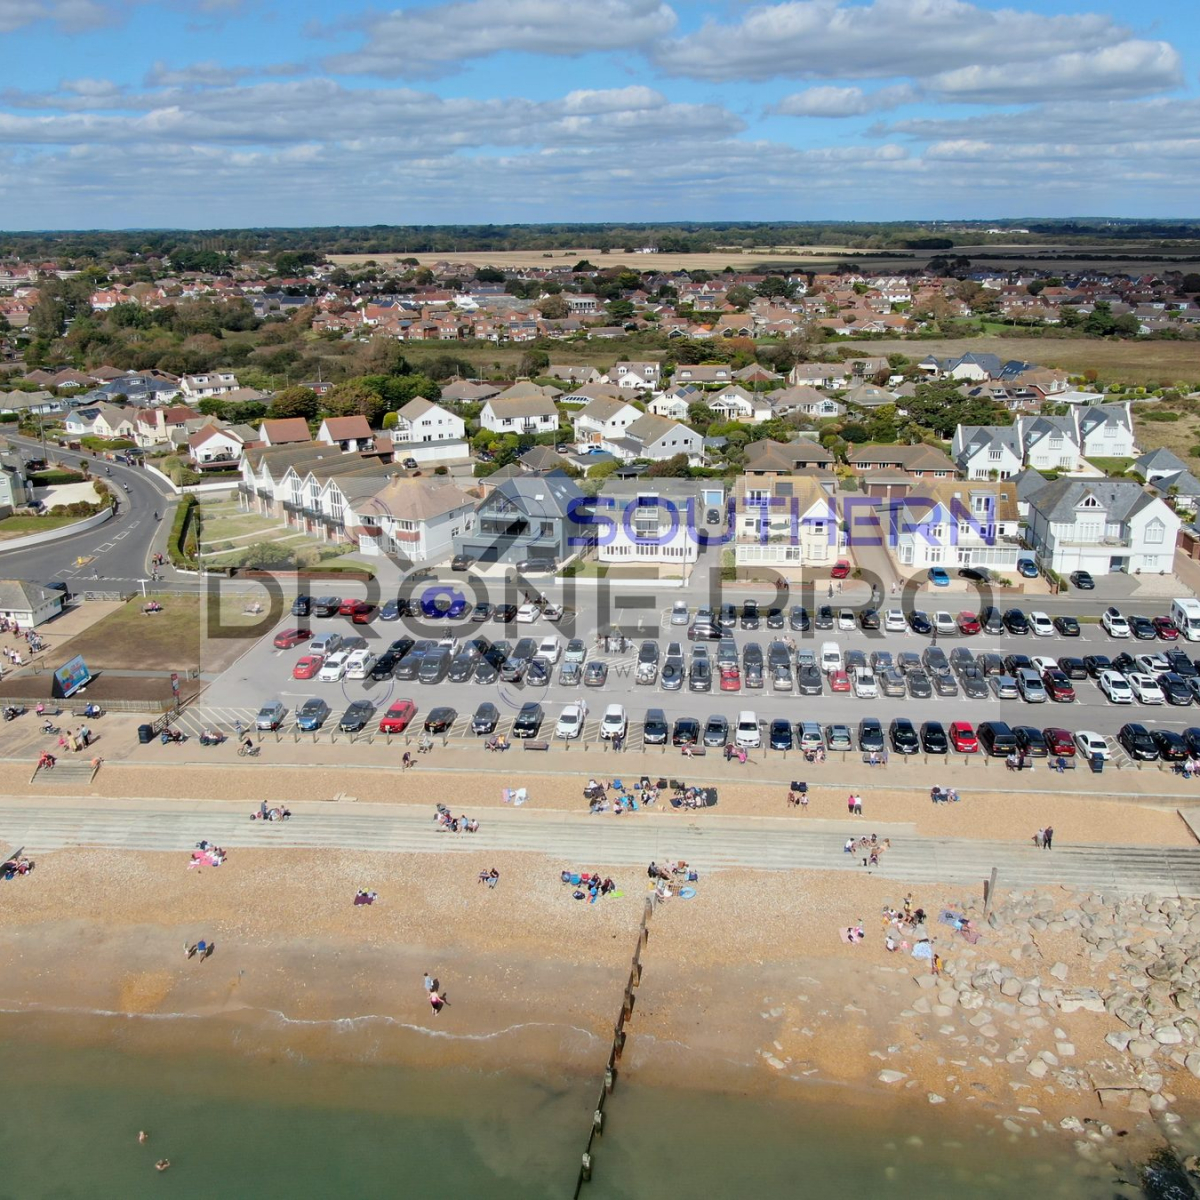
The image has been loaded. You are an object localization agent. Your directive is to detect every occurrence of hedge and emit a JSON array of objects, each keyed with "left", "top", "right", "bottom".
[
  {"left": 30, "top": 469, "right": 84, "bottom": 486},
  {"left": 168, "top": 495, "right": 199, "bottom": 568}
]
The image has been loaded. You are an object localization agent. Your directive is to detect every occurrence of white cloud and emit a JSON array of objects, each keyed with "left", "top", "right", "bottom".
[
  {"left": 655, "top": 0, "right": 1156, "bottom": 91},
  {"left": 144, "top": 60, "right": 251, "bottom": 88},
  {"left": 323, "top": 0, "right": 677, "bottom": 77},
  {"left": 774, "top": 84, "right": 919, "bottom": 118},
  {"left": 0, "top": 0, "right": 111, "bottom": 32}
]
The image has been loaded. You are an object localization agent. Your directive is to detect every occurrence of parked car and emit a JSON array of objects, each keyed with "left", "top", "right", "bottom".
[
  {"left": 797, "top": 664, "right": 823, "bottom": 695},
  {"left": 933, "top": 611, "right": 957, "bottom": 637},
  {"left": 980, "top": 607, "right": 1005, "bottom": 635},
  {"left": 296, "top": 698, "right": 331, "bottom": 731},
  {"left": 1098, "top": 670, "right": 1134, "bottom": 703},
  {"left": 740, "top": 601, "right": 760, "bottom": 629},
  {"left": 828, "top": 670, "right": 851, "bottom": 693},
  {"left": 339, "top": 700, "right": 376, "bottom": 733},
  {"left": 1014, "top": 726, "right": 1048, "bottom": 757},
  {"left": 977, "top": 720, "right": 1018, "bottom": 757},
  {"left": 1126, "top": 673, "right": 1165, "bottom": 704},
  {"left": 585, "top": 661, "right": 609, "bottom": 688},
  {"left": 703, "top": 714, "right": 729, "bottom": 748},
  {"left": 1070, "top": 570, "right": 1095, "bottom": 590},
  {"left": 318, "top": 652, "right": 351, "bottom": 682},
  {"left": 1016, "top": 668, "right": 1047, "bottom": 703},
  {"left": 379, "top": 699, "right": 418, "bottom": 733},
  {"left": 312, "top": 596, "right": 341, "bottom": 618},
  {"left": 1053, "top": 616, "right": 1080, "bottom": 637},
  {"left": 1083, "top": 654, "right": 1113, "bottom": 677},
  {"left": 273, "top": 627, "right": 312, "bottom": 649},
  {"left": 309, "top": 632, "right": 342, "bottom": 658},
  {"left": 1101, "top": 607, "right": 1131, "bottom": 638},
  {"left": 884, "top": 609, "right": 907, "bottom": 633},
  {"left": 990, "top": 674, "right": 1018, "bottom": 699},
  {"left": 493, "top": 604, "right": 518, "bottom": 624},
  {"left": 1154, "top": 617, "right": 1181, "bottom": 641},
  {"left": 1057, "top": 656, "right": 1087, "bottom": 680},
  {"left": 1075, "top": 730, "right": 1110, "bottom": 760},
  {"left": 1003, "top": 609, "right": 1030, "bottom": 635},
  {"left": 859, "top": 608, "right": 880, "bottom": 631},
  {"left": 889, "top": 718, "right": 920, "bottom": 754},
  {"left": 959, "top": 666, "right": 989, "bottom": 698},
  {"left": 719, "top": 665, "right": 742, "bottom": 692},
  {"left": 556, "top": 702, "right": 588, "bottom": 741},
  {"left": 672, "top": 717, "right": 700, "bottom": 746},
  {"left": 1043, "top": 727, "right": 1075, "bottom": 757},
  {"left": 1129, "top": 615, "right": 1158, "bottom": 641},
  {"left": 908, "top": 610, "right": 932, "bottom": 635},
  {"left": 688, "top": 658, "right": 711, "bottom": 692},
  {"left": 920, "top": 721, "right": 948, "bottom": 754},
  {"left": 788, "top": 606, "right": 811, "bottom": 632},
  {"left": 928, "top": 567, "right": 950, "bottom": 587},
  {"left": 907, "top": 670, "right": 932, "bottom": 699},
  {"left": 511, "top": 703, "right": 544, "bottom": 738},
  {"left": 768, "top": 719, "right": 794, "bottom": 750},
  {"left": 291, "top": 595, "right": 311, "bottom": 617},
  {"left": 564, "top": 638, "right": 587, "bottom": 664},
  {"left": 949, "top": 721, "right": 978, "bottom": 754},
  {"left": 956, "top": 611, "right": 981, "bottom": 635},
  {"left": 1153, "top": 730, "right": 1189, "bottom": 761},
  {"left": 825, "top": 723, "right": 853, "bottom": 752},
  {"left": 859, "top": 718, "right": 885, "bottom": 754},
  {"left": 831, "top": 559, "right": 851, "bottom": 579},
  {"left": 798, "top": 723, "right": 824, "bottom": 753},
  {"left": 879, "top": 668, "right": 906, "bottom": 698},
  {"left": 451, "top": 554, "right": 474, "bottom": 571},
  {"left": 1043, "top": 670, "right": 1075, "bottom": 702},
  {"left": 1016, "top": 560, "right": 1039, "bottom": 579},
  {"left": 643, "top": 709, "right": 669, "bottom": 745},
  {"left": 1118, "top": 722, "right": 1159, "bottom": 761},
  {"left": 558, "top": 661, "right": 582, "bottom": 687},
  {"left": 1158, "top": 673, "right": 1194, "bottom": 706},
  {"left": 292, "top": 654, "right": 323, "bottom": 681},
  {"left": 600, "top": 704, "right": 627, "bottom": 741}
]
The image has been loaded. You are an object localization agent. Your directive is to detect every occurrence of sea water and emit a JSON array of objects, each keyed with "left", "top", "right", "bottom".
[{"left": 0, "top": 1022, "right": 1135, "bottom": 1200}]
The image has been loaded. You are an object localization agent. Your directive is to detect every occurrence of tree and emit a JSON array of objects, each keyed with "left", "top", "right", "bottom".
[
  {"left": 326, "top": 378, "right": 387, "bottom": 424},
  {"left": 904, "top": 379, "right": 1009, "bottom": 438},
  {"left": 755, "top": 276, "right": 795, "bottom": 300},
  {"left": 518, "top": 349, "right": 549, "bottom": 377},
  {"left": 645, "top": 453, "right": 691, "bottom": 478},
  {"left": 267, "top": 386, "right": 320, "bottom": 421},
  {"left": 724, "top": 285, "right": 753, "bottom": 310},
  {"left": 606, "top": 299, "right": 634, "bottom": 322},
  {"left": 475, "top": 266, "right": 506, "bottom": 283},
  {"left": 536, "top": 294, "right": 568, "bottom": 319}
]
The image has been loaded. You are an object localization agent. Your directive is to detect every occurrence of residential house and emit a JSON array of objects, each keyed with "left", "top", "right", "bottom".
[
  {"left": 317, "top": 415, "right": 374, "bottom": 452},
  {"left": 672, "top": 364, "right": 734, "bottom": 386},
  {"left": 188, "top": 424, "right": 249, "bottom": 465},
  {"left": 708, "top": 385, "right": 772, "bottom": 423},
  {"left": 479, "top": 388, "right": 560, "bottom": 435},
  {"left": 846, "top": 443, "right": 957, "bottom": 479},
  {"left": 1024, "top": 477, "right": 1179, "bottom": 576},
  {"left": 1076, "top": 402, "right": 1135, "bottom": 460},
  {"left": 583, "top": 478, "right": 716, "bottom": 575},
  {"left": 886, "top": 481, "right": 1021, "bottom": 574},
  {"left": 452, "top": 473, "right": 585, "bottom": 566},
  {"left": 0, "top": 452, "right": 32, "bottom": 515},
  {"left": 572, "top": 396, "right": 642, "bottom": 448},
  {"left": 606, "top": 361, "right": 661, "bottom": 390},
  {"left": 788, "top": 363, "right": 848, "bottom": 389},
  {"left": 131, "top": 404, "right": 203, "bottom": 447},
  {"left": 258, "top": 418, "right": 312, "bottom": 447},
  {"left": 391, "top": 397, "right": 466, "bottom": 443},
  {"left": 843, "top": 383, "right": 897, "bottom": 410},
  {"left": 440, "top": 380, "right": 503, "bottom": 404},
  {"left": 347, "top": 476, "right": 476, "bottom": 561},
  {"left": 605, "top": 413, "right": 705, "bottom": 465},
  {"left": 951, "top": 425, "right": 1023, "bottom": 480},
  {"left": 180, "top": 371, "right": 240, "bottom": 400},
  {"left": 1131, "top": 448, "right": 1200, "bottom": 514},
  {"left": 744, "top": 439, "right": 836, "bottom": 475},
  {"left": 549, "top": 365, "right": 603, "bottom": 385},
  {"left": 0, "top": 389, "right": 61, "bottom": 416},
  {"left": 767, "top": 386, "right": 842, "bottom": 419},
  {"left": 1019, "top": 414, "right": 1081, "bottom": 472},
  {"left": 918, "top": 352, "right": 1004, "bottom": 381},
  {"left": 731, "top": 474, "right": 838, "bottom": 570},
  {"left": 64, "top": 403, "right": 134, "bottom": 440},
  {"left": 0, "top": 579, "right": 65, "bottom": 628},
  {"left": 647, "top": 388, "right": 695, "bottom": 421}
]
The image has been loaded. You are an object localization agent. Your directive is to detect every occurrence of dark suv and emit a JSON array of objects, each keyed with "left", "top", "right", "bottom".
[{"left": 512, "top": 703, "right": 545, "bottom": 738}]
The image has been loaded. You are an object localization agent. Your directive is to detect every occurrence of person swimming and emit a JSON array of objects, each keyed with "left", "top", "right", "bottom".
[
  {"left": 155, "top": 1159, "right": 170, "bottom": 1171},
  {"left": 138, "top": 1131, "right": 149, "bottom": 1144}
]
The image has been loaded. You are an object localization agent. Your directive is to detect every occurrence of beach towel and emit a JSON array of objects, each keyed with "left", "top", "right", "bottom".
[
  {"left": 938, "top": 910, "right": 963, "bottom": 928},
  {"left": 188, "top": 851, "right": 220, "bottom": 869}
]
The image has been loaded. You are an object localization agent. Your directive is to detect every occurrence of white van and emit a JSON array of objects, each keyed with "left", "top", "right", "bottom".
[
  {"left": 820, "top": 641, "right": 843, "bottom": 675},
  {"left": 1171, "top": 598, "right": 1200, "bottom": 642},
  {"left": 345, "top": 648, "right": 376, "bottom": 679},
  {"left": 735, "top": 710, "right": 761, "bottom": 749}
]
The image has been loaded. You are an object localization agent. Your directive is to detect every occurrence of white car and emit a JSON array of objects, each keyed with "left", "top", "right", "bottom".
[
  {"left": 536, "top": 636, "right": 562, "bottom": 664},
  {"left": 933, "top": 611, "right": 957, "bottom": 636},
  {"left": 1136, "top": 652, "right": 1171, "bottom": 675},
  {"left": 1098, "top": 670, "right": 1134, "bottom": 703},
  {"left": 851, "top": 668, "right": 878, "bottom": 698},
  {"left": 555, "top": 702, "right": 587, "bottom": 740},
  {"left": 670, "top": 601, "right": 689, "bottom": 625},
  {"left": 563, "top": 639, "right": 587, "bottom": 664},
  {"left": 600, "top": 703, "right": 627, "bottom": 740},
  {"left": 318, "top": 651, "right": 350, "bottom": 681},
  {"left": 1075, "top": 730, "right": 1111, "bottom": 760},
  {"left": 1126, "top": 672, "right": 1165, "bottom": 704},
  {"left": 884, "top": 609, "right": 907, "bottom": 633},
  {"left": 734, "top": 710, "right": 761, "bottom": 749},
  {"left": 542, "top": 603, "right": 564, "bottom": 622},
  {"left": 1030, "top": 611, "right": 1054, "bottom": 637},
  {"left": 516, "top": 603, "right": 540, "bottom": 623},
  {"left": 837, "top": 608, "right": 856, "bottom": 632},
  {"left": 1030, "top": 655, "right": 1059, "bottom": 674},
  {"left": 1102, "top": 607, "right": 1131, "bottom": 638}
]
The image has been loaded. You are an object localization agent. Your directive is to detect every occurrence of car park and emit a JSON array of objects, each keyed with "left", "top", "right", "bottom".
[
  {"left": 859, "top": 718, "right": 885, "bottom": 754},
  {"left": 1158, "top": 673, "right": 1193, "bottom": 705},
  {"left": 907, "top": 670, "right": 932, "bottom": 699},
  {"left": 920, "top": 721, "right": 948, "bottom": 754},
  {"left": 978, "top": 721, "right": 1017, "bottom": 757},
  {"left": 768, "top": 719, "right": 794, "bottom": 750},
  {"left": 318, "top": 652, "right": 350, "bottom": 682},
  {"left": 292, "top": 654, "right": 323, "bottom": 680},
  {"left": 1053, "top": 616, "right": 1080, "bottom": 637},
  {"left": 380, "top": 700, "right": 419, "bottom": 733},
  {"left": 556, "top": 702, "right": 588, "bottom": 740},
  {"left": 949, "top": 721, "right": 978, "bottom": 754},
  {"left": 828, "top": 670, "right": 851, "bottom": 693},
  {"left": 672, "top": 717, "right": 700, "bottom": 746},
  {"left": 274, "top": 628, "right": 312, "bottom": 649},
  {"left": 889, "top": 718, "right": 919, "bottom": 754},
  {"left": 933, "top": 611, "right": 957, "bottom": 636},
  {"left": 600, "top": 704, "right": 627, "bottom": 740},
  {"left": 908, "top": 610, "right": 932, "bottom": 635},
  {"left": 928, "top": 567, "right": 950, "bottom": 587},
  {"left": 296, "top": 698, "right": 331, "bottom": 731},
  {"left": 1003, "top": 609, "right": 1030, "bottom": 635},
  {"left": 789, "top": 606, "right": 811, "bottom": 632},
  {"left": 1130, "top": 615, "right": 1158, "bottom": 641},
  {"left": 703, "top": 715, "right": 729, "bottom": 747},
  {"left": 1014, "top": 726, "right": 1049, "bottom": 758},
  {"left": 1118, "top": 722, "right": 1159, "bottom": 761},
  {"left": 1043, "top": 670, "right": 1075, "bottom": 702},
  {"left": 957, "top": 611, "right": 981, "bottom": 635},
  {"left": 741, "top": 601, "right": 761, "bottom": 629},
  {"left": 512, "top": 703, "right": 544, "bottom": 738},
  {"left": 643, "top": 710, "right": 669, "bottom": 745},
  {"left": 1075, "top": 730, "right": 1109, "bottom": 760},
  {"left": 1154, "top": 617, "right": 1181, "bottom": 641},
  {"left": 339, "top": 701, "right": 376, "bottom": 733},
  {"left": 1043, "top": 727, "right": 1075, "bottom": 757},
  {"left": 1126, "top": 673, "right": 1165, "bottom": 704},
  {"left": 585, "top": 661, "right": 609, "bottom": 688},
  {"left": 825, "top": 724, "right": 853, "bottom": 752},
  {"left": 1070, "top": 571, "right": 1095, "bottom": 590},
  {"left": 1153, "top": 730, "right": 1189, "bottom": 761},
  {"left": 1099, "top": 670, "right": 1135, "bottom": 703},
  {"left": 884, "top": 609, "right": 907, "bottom": 633}
]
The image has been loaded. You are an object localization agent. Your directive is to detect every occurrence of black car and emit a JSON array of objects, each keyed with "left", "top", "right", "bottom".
[
  {"left": 815, "top": 605, "right": 835, "bottom": 630},
  {"left": 871, "top": 650, "right": 894, "bottom": 672},
  {"left": 979, "top": 652, "right": 1005, "bottom": 677},
  {"left": 959, "top": 666, "right": 989, "bottom": 698},
  {"left": 1154, "top": 730, "right": 1189, "bottom": 761},
  {"left": 766, "top": 607, "right": 785, "bottom": 629},
  {"left": 471, "top": 703, "right": 499, "bottom": 734},
  {"left": 1004, "top": 653, "right": 1033, "bottom": 675},
  {"left": 741, "top": 601, "right": 760, "bottom": 629},
  {"left": 789, "top": 606, "right": 811, "bottom": 632},
  {"left": 859, "top": 608, "right": 880, "bottom": 631},
  {"left": 1118, "top": 722, "right": 1159, "bottom": 761},
  {"left": 1184, "top": 727, "right": 1200, "bottom": 758},
  {"left": 1058, "top": 656, "right": 1087, "bottom": 680},
  {"left": 923, "top": 646, "right": 949, "bottom": 673},
  {"left": 949, "top": 647, "right": 975, "bottom": 669},
  {"left": 447, "top": 654, "right": 476, "bottom": 683},
  {"left": 471, "top": 601, "right": 493, "bottom": 622},
  {"left": 1070, "top": 570, "right": 1095, "bottom": 590},
  {"left": 1130, "top": 615, "right": 1158, "bottom": 641},
  {"left": 422, "top": 705, "right": 456, "bottom": 733},
  {"left": 1053, "top": 616, "right": 1081, "bottom": 637},
  {"left": 451, "top": 554, "right": 474, "bottom": 571},
  {"left": 474, "top": 654, "right": 500, "bottom": 683},
  {"left": 1111, "top": 652, "right": 1138, "bottom": 676},
  {"left": 907, "top": 670, "right": 932, "bottom": 699},
  {"left": 313, "top": 595, "right": 341, "bottom": 618},
  {"left": 672, "top": 716, "right": 700, "bottom": 746},
  {"left": 921, "top": 721, "right": 949, "bottom": 754},
  {"left": 889, "top": 718, "right": 920, "bottom": 755},
  {"left": 980, "top": 607, "right": 1005, "bottom": 635},
  {"left": 394, "top": 653, "right": 423, "bottom": 681},
  {"left": 932, "top": 670, "right": 959, "bottom": 697},
  {"left": 718, "top": 604, "right": 737, "bottom": 630},
  {"left": 689, "top": 659, "right": 712, "bottom": 691},
  {"left": 768, "top": 719, "right": 793, "bottom": 750},
  {"left": 797, "top": 664, "right": 823, "bottom": 694},
  {"left": 643, "top": 709, "right": 669, "bottom": 745},
  {"left": 908, "top": 610, "right": 932, "bottom": 635},
  {"left": 291, "top": 595, "right": 312, "bottom": 617},
  {"left": 339, "top": 700, "right": 376, "bottom": 733},
  {"left": 418, "top": 648, "right": 451, "bottom": 684},
  {"left": 526, "top": 658, "right": 551, "bottom": 686},
  {"left": 1002, "top": 609, "right": 1029, "bottom": 635},
  {"left": 1158, "top": 672, "right": 1193, "bottom": 706},
  {"left": 366, "top": 650, "right": 396, "bottom": 680},
  {"left": 743, "top": 643, "right": 764, "bottom": 669},
  {"left": 845, "top": 649, "right": 867, "bottom": 673},
  {"left": 897, "top": 651, "right": 921, "bottom": 675},
  {"left": 515, "top": 557, "right": 556, "bottom": 574},
  {"left": 704, "top": 715, "right": 729, "bottom": 747},
  {"left": 1083, "top": 654, "right": 1113, "bottom": 678},
  {"left": 1167, "top": 651, "right": 1199, "bottom": 679},
  {"left": 958, "top": 567, "right": 990, "bottom": 582},
  {"left": 493, "top": 604, "right": 518, "bottom": 623},
  {"left": 511, "top": 703, "right": 544, "bottom": 738},
  {"left": 858, "top": 718, "right": 885, "bottom": 754},
  {"left": 744, "top": 663, "right": 764, "bottom": 689},
  {"left": 1013, "top": 726, "right": 1049, "bottom": 757}
]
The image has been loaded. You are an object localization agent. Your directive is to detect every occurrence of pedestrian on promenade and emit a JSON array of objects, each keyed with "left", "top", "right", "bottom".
[
  {"left": 853, "top": 794, "right": 863, "bottom": 816},
  {"left": 1043, "top": 825, "right": 1054, "bottom": 850},
  {"left": 1033, "top": 828, "right": 1044, "bottom": 849},
  {"left": 847, "top": 794, "right": 855, "bottom": 816}
]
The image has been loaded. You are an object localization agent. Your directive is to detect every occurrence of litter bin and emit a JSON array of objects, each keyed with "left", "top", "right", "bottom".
[
  {"left": 137, "top": 724, "right": 153, "bottom": 744},
  {"left": 1089, "top": 753, "right": 1103, "bottom": 775}
]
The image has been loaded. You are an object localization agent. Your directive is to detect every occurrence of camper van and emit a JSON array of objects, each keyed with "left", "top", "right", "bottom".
[
  {"left": 819, "top": 641, "right": 843, "bottom": 675},
  {"left": 1170, "top": 598, "right": 1200, "bottom": 642}
]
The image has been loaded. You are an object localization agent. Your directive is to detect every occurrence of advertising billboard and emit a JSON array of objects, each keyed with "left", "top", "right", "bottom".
[{"left": 53, "top": 655, "right": 92, "bottom": 699}]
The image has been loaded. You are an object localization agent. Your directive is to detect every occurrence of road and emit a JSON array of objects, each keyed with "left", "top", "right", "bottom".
[
  {"left": 4, "top": 802, "right": 1200, "bottom": 894},
  {"left": 0, "top": 434, "right": 172, "bottom": 586}
]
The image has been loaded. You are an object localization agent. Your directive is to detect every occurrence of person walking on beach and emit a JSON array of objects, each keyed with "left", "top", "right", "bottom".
[
  {"left": 1043, "top": 825, "right": 1054, "bottom": 850},
  {"left": 429, "top": 990, "right": 446, "bottom": 1015},
  {"left": 423, "top": 971, "right": 435, "bottom": 994},
  {"left": 852, "top": 794, "right": 863, "bottom": 816},
  {"left": 847, "top": 794, "right": 855, "bottom": 817}
]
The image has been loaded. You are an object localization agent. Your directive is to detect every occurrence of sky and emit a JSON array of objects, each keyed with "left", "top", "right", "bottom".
[{"left": 0, "top": 0, "right": 1197, "bottom": 229}]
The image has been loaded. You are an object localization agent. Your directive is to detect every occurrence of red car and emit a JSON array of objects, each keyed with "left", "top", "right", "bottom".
[
  {"left": 292, "top": 654, "right": 324, "bottom": 680},
  {"left": 956, "top": 610, "right": 981, "bottom": 635},
  {"left": 273, "top": 627, "right": 312, "bottom": 649},
  {"left": 350, "top": 602, "right": 376, "bottom": 624},
  {"left": 828, "top": 669, "right": 851, "bottom": 693},
  {"left": 1043, "top": 727, "right": 1076, "bottom": 757},
  {"left": 949, "top": 721, "right": 978, "bottom": 753},
  {"left": 378, "top": 699, "right": 417, "bottom": 733},
  {"left": 1153, "top": 617, "right": 1180, "bottom": 641},
  {"left": 1042, "top": 670, "right": 1075, "bottom": 702},
  {"left": 719, "top": 665, "right": 741, "bottom": 692},
  {"left": 830, "top": 559, "right": 851, "bottom": 579}
]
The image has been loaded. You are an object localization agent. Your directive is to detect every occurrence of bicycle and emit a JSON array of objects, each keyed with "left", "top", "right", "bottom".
[{"left": 237, "top": 743, "right": 260, "bottom": 758}]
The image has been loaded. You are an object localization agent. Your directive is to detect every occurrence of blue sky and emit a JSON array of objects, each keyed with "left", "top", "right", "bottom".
[{"left": 0, "top": 0, "right": 1196, "bottom": 229}]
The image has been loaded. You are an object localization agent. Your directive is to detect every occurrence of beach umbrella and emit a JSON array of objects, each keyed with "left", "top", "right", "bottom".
[{"left": 911, "top": 941, "right": 934, "bottom": 960}]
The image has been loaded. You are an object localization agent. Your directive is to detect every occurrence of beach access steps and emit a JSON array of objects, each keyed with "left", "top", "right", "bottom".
[
  {"left": 29, "top": 757, "right": 102, "bottom": 787},
  {"left": 573, "top": 889, "right": 658, "bottom": 1198}
]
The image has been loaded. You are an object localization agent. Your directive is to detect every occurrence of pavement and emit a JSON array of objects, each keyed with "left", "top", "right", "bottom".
[{"left": 3, "top": 798, "right": 1200, "bottom": 895}]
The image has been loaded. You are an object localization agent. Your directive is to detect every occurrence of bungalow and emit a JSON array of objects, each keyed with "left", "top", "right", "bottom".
[
  {"left": 180, "top": 371, "right": 240, "bottom": 400},
  {"left": 0, "top": 579, "right": 65, "bottom": 628},
  {"left": 0, "top": 389, "right": 61, "bottom": 416},
  {"left": 258, "top": 418, "right": 312, "bottom": 447},
  {"left": 708, "top": 385, "right": 772, "bottom": 424},
  {"left": 64, "top": 403, "right": 134, "bottom": 440},
  {"left": 316, "top": 415, "right": 374, "bottom": 452},
  {"left": 672, "top": 364, "right": 734, "bottom": 386},
  {"left": 391, "top": 397, "right": 465, "bottom": 443},
  {"left": 766, "top": 386, "right": 842, "bottom": 419},
  {"left": 572, "top": 396, "right": 642, "bottom": 447},
  {"left": 347, "top": 475, "right": 476, "bottom": 561},
  {"left": 188, "top": 424, "right": 247, "bottom": 465},
  {"left": 549, "top": 365, "right": 603, "bottom": 385},
  {"left": 480, "top": 390, "right": 560, "bottom": 436},
  {"left": 439, "top": 379, "right": 503, "bottom": 404},
  {"left": 744, "top": 439, "right": 836, "bottom": 475},
  {"left": 606, "top": 413, "right": 705, "bottom": 465}
]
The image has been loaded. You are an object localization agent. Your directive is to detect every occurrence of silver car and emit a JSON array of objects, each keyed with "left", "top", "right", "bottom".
[{"left": 990, "top": 674, "right": 1019, "bottom": 699}]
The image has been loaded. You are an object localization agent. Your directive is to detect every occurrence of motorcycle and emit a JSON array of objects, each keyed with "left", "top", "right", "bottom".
[{"left": 3, "top": 706, "right": 24, "bottom": 722}]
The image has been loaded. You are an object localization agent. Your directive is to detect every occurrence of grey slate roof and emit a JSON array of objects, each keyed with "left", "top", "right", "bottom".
[{"left": 1025, "top": 477, "right": 1158, "bottom": 523}]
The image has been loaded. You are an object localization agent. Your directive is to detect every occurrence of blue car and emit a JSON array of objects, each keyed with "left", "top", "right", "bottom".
[
  {"left": 1017, "top": 560, "right": 1039, "bottom": 579},
  {"left": 420, "top": 590, "right": 468, "bottom": 619},
  {"left": 296, "top": 698, "right": 331, "bottom": 731},
  {"left": 928, "top": 567, "right": 950, "bottom": 587},
  {"left": 379, "top": 599, "right": 402, "bottom": 621}
]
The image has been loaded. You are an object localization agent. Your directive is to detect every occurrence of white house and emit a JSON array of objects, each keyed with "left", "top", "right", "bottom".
[
  {"left": 391, "top": 397, "right": 465, "bottom": 443},
  {"left": 605, "top": 413, "right": 705, "bottom": 464},
  {"left": 888, "top": 481, "right": 1021, "bottom": 573},
  {"left": 346, "top": 476, "right": 476, "bottom": 560},
  {"left": 187, "top": 424, "right": 246, "bottom": 464},
  {"left": 1076, "top": 402, "right": 1135, "bottom": 460},
  {"left": 1024, "top": 477, "right": 1179, "bottom": 576},
  {"left": 0, "top": 579, "right": 64, "bottom": 628},
  {"left": 1019, "top": 415, "right": 1082, "bottom": 472},
  {"left": 180, "top": 371, "right": 240, "bottom": 400},
  {"left": 648, "top": 388, "right": 695, "bottom": 421},
  {"left": 951, "top": 425, "right": 1024, "bottom": 480},
  {"left": 480, "top": 393, "right": 560, "bottom": 435},
  {"left": 708, "top": 385, "right": 772, "bottom": 424},
  {"left": 316, "top": 415, "right": 374, "bottom": 452},
  {"left": 572, "top": 396, "right": 641, "bottom": 447},
  {"left": 587, "top": 480, "right": 707, "bottom": 575},
  {"left": 64, "top": 403, "right": 134, "bottom": 440},
  {"left": 731, "top": 474, "right": 839, "bottom": 569},
  {"left": 606, "top": 361, "right": 661, "bottom": 390},
  {"left": 767, "top": 386, "right": 843, "bottom": 419}
]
